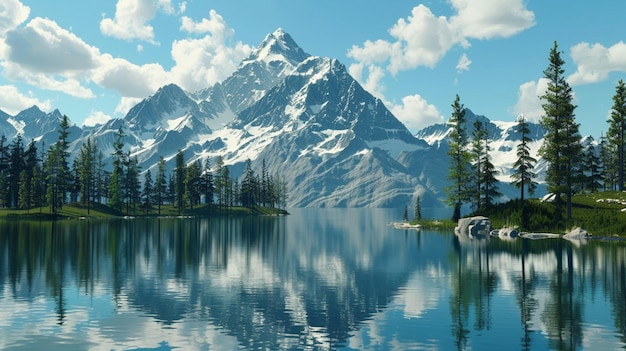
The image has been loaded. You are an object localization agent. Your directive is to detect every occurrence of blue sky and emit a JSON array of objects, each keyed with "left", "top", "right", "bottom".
[{"left": 0, "top": 0, "right": 625, "bottom": 138}]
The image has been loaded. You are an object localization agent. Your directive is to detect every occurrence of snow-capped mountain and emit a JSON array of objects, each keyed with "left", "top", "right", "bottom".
[{"left": 0, "top": 28, "right": 549, "bottom": 210}]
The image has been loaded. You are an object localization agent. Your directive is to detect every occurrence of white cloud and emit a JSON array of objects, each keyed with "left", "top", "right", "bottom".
[
  {"left": 93, "top": 54, "right": 168, "bottom": 98},
  {"left": 5, "top": 17, "right": 99, "bottom": 74},
  {"left": 387, "top": 5, "right": 458, "bottom": 74},
  {"left": 115, "top": 96, "right": 143, "bottom": 116},
  {"left": 450, "top": 0, "right": 535, "bottom": 40},
  {"left": 83, "top": 110, "right": 112, "bottom": 127},
  {"left": 347, "top": 39, "right": 393, "bottom": 66},
  {"left": 0, "top": 85, "right": 51, "bottom": 115},
  {"left": 569, "top": 41, "right": 626, "bottom": 85},
  {"left": 348, "top": 1, "right": 534, "bottom": 127},
  {"left": 349, "top": 63, "right": 386, "bottom": 100},
  {"left": 456, "top": 53, "right": 471, "bottom": 73},
  {"left": 0, "top": 0, "right": 29, "bottom": 36},
  {"left": 389, "top": 94, "right": 444, "bottom": 132},
  {"left": 513, "top": 78, "right": 549, "bottom": 123},
  {"left": 348, "top": 1, "right": 534, "bottom": 77},
  {"left": 100, "top": 0, "right": 177, "bottom": 42},
  {"left": 180, "top": 10, "right": 229, "bottom": 34},
  {"left": 171, "top": 11, "right": 252, "bottom": 91}
]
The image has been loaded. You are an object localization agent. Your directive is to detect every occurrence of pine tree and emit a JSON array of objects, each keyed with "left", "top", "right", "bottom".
[
  {"left": 142, "top": 169, "right": 153, "bottom": 214},
  {"left": 598, "top": 134, "right": 616, "bottom": 191},
  {"left": 108, "top": 127, "right": 126, "bottom": 211},
  {"left": 445, "top": 94, "right": 471, "bottom": 221},
  {"left": 154, "top": 157, "right": 167, "bottom": 215},
  {"left": 0, "top": 135, "right": 8, "bottom": 208},
  {"left": 470, "top": 120, "right": 486, "bottom": 211},
  {"left": 539, "top": 41, "right": 582, "bottom": 221},
  {"left": 583, "top": 140, "right": 602, "bottom": 193},
  {"left": 56, "top": 115, "right": 72, "bottom": 209},
  {"left": 175, "top": 150, "right": 185, "bottom": 215},
  {"left": 198, "top": 157, "right": 214, "bottom": 206},
  {"left": 414, "top": 195, "right": 422, "bottom": 221},
  {"left": 184, "top": 160, "right": 201, "bottom": 210},
  {"left": 607, "top": 79, "right": 626, "bottom": 191},
  {"left": 9, "top": 134, "right": 25, "bottom": 207},
  {"left": 76, "top": 138, "right": 96, "bottom": 214},
  {"left": 240, "top": 158, "right": 257, "bottom": 208},
  {"left": 511, "top": 114, "right": 537, "bottom": 202}
]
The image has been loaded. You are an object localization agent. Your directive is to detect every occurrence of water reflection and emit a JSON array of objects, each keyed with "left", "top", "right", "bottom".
[{"left": 0, "top": 210, "right": 625, "bottom": 350}]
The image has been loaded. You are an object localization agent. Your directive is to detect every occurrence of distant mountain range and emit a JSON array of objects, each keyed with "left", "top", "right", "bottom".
[{"left": 0, "top": 28, "right": 547, "bottom": 210}]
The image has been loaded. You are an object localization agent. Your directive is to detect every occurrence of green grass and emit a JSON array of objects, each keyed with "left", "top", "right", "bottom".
[
  {"left": 474, "top": 191, "right": 626, "bottom": 236},
  {"left": 0, "top": 202, "right": 288, "bottom": 220}
]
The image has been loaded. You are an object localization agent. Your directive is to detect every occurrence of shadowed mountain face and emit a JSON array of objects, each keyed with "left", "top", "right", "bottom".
[{"left": 0, "top": 28, "right": 546, "bottom": 208}]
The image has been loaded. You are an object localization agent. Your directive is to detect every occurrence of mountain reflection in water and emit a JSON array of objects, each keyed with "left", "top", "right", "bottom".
[{"left": 0, "top": 209, "right": 625, "bottom": 350}]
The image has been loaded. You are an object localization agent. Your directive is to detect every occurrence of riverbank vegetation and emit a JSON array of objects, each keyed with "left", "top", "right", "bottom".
[{"left": 0, "top": 120, "right": 288, "bottom": 219}]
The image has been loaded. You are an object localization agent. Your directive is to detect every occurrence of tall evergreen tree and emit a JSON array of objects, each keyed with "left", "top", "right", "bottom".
[
  {"left": 414, "top": 195, "right": 422, "bottom": 221},
  {"left": 607, "top": 79, "right": 626, "bottom": 191},
  {"left": 200, "top": 157, "right": 214, "bottom": 206},
  {"left": 470, "top": 120, "right": 486, "bottom": 211},
  {"left": 175, "top": 150, "right": 185, "bottom": 215},
  {"left": 583, "top": 140, "right": 602, "bottom": 193},
  {"left": 108, "top": 127, "right": 126, "bottom": 211},
  {"left": 142, "top": 169, "right": 153, "bottom": 214},
  {"left": 539, "top": 42, "right": 582, "bottom": 221},
  {"left": 598, "top": 134, "right": 616, "bottom": 191},
  {"left": 8, "top": 134, "right": 25, "bottom": 207},
  {"left": 511, "top": 114, "right": 537, "bottom": 202},
  {"left": 76, "top": 138, "right": 96, "bottom": 214},
  {"left": 445, "top": 94, "right": 471, "bottom": 221},
  {"left": 56, "top": 115, "right": 72, "bottom": 208},
  {"left": 0, "top": 135, "right": 8, "bottom": 207},
  {"left": 155, "top": 157, "right": 167, "bottom": 215},
  {"left": 184, "top": 160, "right": 201, "bottom": 210},
  {"left": 240, "top": 158, "right": 257, "bottom": 208}
]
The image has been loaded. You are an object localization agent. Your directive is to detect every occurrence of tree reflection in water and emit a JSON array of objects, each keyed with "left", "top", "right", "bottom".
[{"left": 0, "top": 211, "right": 625, "bottom": 350}]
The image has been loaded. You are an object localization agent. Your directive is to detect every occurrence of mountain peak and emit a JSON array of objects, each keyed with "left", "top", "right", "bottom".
[{"left": 245, "top": 28, "right": 309, "bottom": 67}]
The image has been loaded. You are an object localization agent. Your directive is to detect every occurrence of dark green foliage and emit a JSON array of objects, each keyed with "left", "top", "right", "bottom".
[
  {"left": 108, "top": 127, "right": 126, "bottom": 211},
  {"left": 446, "top": 95, "right": 471, "bottom": 220},
  {"left": 539, "top": 41, "right": 582, "bottom": 221},
  {"left": 607, "top": 79, "right": 626, "bottom": 191},
  {"left": 0, "top": 121, "right": 289, "bottom": 217},
  {"left": 414, "top": 195, "right": 422, "bottom": 221},
  {"left": 511, "top": 114, "right": 537, "bottom": 201},
  {"left": 469, "top": 120, "right": 500, "bottom": 214},
  {"left": 142, "top": 169, "right": 153, "bottom": 214},
  {"left": 175, "top": 150, "right": 185, "bottom": 214}
]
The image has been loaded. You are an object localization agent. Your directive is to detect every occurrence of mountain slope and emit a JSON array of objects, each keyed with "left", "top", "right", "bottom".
[{"left": 3, "top": 28, "right": 552, "bottom": 210}]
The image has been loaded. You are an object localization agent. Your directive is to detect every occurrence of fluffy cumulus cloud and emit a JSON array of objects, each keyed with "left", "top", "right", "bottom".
[
  {"left": 93, "top": 54, "right": 169, "bottom": 98},
  {"left": 347, "top": 0, "right": 534, "bottom": 129},
  {"left": 0, "top": 0, "right": 29, "bottom": 36},
  {"left": 0, "top": 2, "right": 251, "bottom": 119},
  {"left": 5, "top": 17, "right": 99, "bottom": 74},
  {"left": 171, "top": 10, "right": 252, "bottom": 91},
  {"left": 450, "top": 0, "right": 535, "bottom": 40},
  {"left": 100, "top": 0, "right": 180, "bottom": 43},
  {"left": 389, "top": 94, "right": 444, "bottom": 132},
  {"left": 0, "top": 85, "right": 51, "bottom": 115},
  {"left": 569, "top": 41, "right": 626, "bottom": 85},
  {"left": 83, "top": 110, "right": 112, "bottom": 127},
  {"left": 513, "top": 78, "right": 549, "bottom": 123}
]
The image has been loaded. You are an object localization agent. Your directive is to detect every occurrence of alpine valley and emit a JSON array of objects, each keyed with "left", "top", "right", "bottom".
[{"left": 0, "top": 29, "right": 548, "bottom": 210}]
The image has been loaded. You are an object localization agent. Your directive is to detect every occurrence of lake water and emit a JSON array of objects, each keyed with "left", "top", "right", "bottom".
[{"left": 0, "top": 208, "right": 625, "bottom": 350}]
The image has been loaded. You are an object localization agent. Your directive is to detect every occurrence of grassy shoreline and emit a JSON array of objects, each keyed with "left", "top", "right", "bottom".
[
  {"left": 0, "top": 202, "right": 288, "bottom": 220},
  {"left": 410, "top": 191, "right": 626, "bottom": 237}
]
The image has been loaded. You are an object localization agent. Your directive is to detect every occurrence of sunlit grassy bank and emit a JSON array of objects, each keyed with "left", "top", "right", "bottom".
[{"left": 0, "top": 203, "right": 288, "bottom": 220}]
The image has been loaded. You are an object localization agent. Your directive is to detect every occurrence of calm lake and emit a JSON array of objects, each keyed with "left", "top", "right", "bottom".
[{"left": 0, "top": 208, "right": 625, "bottom": 350}]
